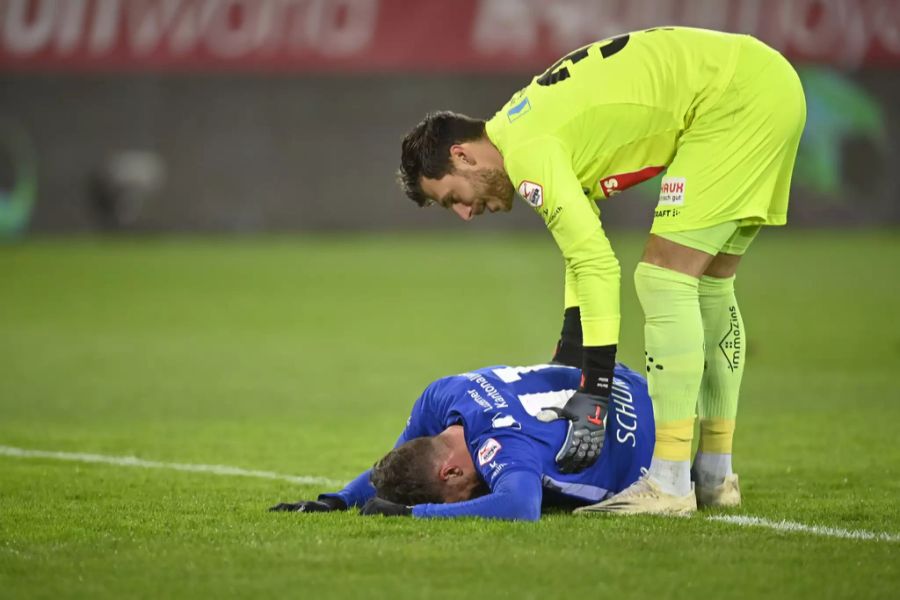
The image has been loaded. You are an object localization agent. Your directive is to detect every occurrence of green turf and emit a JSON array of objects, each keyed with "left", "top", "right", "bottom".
[{"left": 1, "top": 230, "right": 898, "bottom": 599}]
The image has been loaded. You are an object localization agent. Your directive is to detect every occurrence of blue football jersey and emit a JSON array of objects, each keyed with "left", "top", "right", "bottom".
[{"left": 398, "top": 363, "right": 655, "bottom": 505}]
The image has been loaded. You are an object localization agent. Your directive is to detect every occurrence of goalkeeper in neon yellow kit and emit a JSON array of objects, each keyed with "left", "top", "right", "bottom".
[{"left": 397, "top": 27, "right": 806, "bottom": 515}]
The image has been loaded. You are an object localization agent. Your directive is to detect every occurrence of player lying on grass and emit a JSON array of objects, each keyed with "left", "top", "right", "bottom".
[{"left": 271, "top": 362, "right": 662, "bottom": 520}]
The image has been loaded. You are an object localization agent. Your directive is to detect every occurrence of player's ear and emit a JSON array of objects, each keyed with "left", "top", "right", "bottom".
[
  {"left": 449, "top": 144, "right": 475, "bottom": 168},
  {"left": 438, "top": 463, "right": 464, "bottom": 481}
]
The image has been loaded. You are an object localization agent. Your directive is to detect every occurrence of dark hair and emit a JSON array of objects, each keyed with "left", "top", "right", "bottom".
[
  {"left": 370, "top": 437, "right": 446, "bottom": 505},
  {"left": 397, "top": 111, "right": 487, "bottom": 207}
]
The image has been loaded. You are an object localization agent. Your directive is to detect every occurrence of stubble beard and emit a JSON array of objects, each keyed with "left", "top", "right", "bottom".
[{"left": 472, "top": 168, "right": 515, "bottom": 212}]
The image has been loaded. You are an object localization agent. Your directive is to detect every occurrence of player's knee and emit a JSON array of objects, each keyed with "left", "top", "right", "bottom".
[
  {"left": 704, "top": 253, "right": 741, "bottom": 278},
  {"left": 698, "top": 274, "right": 735, "bottom": 296},
  {"left": 633, "top": 262, "right": 699, "bottom": 306}
]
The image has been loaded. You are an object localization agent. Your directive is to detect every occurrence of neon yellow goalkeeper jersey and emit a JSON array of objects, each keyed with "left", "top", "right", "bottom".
[{"left": 485, "top": 27, "right": 744, "bottom": 346}]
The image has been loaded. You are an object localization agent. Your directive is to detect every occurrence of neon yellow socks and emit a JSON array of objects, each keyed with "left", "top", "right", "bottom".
[
  {"left": 694, "top": 274, "right": 745, "bottom": 485},
  {"left": 652, "top": 422, "right": 694, "bottom": 496},
  {"left": 655, "top": 418, "right": 696, "bottom": 462},
  {"left": 634, "top": 262, "right": 704, "bottom": 469},
  {"left": 697, "top": 274, "right": 743, "bottom": 453},
  {"left": 634, "top": 264, "right": 747, "bottom": 492},
  {"left": 698, "top": 418, "right": 737, "bottom": 454}
]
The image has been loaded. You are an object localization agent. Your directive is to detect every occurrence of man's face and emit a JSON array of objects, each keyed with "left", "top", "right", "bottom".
[{"left": 420, "top": 147, "right": 516, "bottom": 221}]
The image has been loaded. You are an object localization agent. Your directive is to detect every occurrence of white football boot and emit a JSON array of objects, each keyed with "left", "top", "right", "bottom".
[
  {"left": 694, "top": 473, "right": 742, "bottom": 508},
  {"left": 574, "top": 471, "right": 697, "bottom": 516}
]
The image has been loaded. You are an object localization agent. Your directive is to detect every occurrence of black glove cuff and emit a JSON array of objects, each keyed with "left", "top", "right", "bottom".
[
  {"left": 560, "top": 307, "right": 583, "bottom": 344},
  {"left": 551, "top": 307, "right": 583, "bottom": 367},
  {"left": 552, "top": 339, "right": 581, "bottom": 367},
  {"left": 580, "top": 344, "right": 617, "bottom": 397},
  {"left": 316, "top": 495, "right": 347, "bottom": 511}
]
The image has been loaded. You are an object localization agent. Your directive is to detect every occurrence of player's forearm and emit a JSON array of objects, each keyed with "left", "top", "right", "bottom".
[
  {"left": 319, "top": 469, "right": 375, "bottom": 508},
  {"left": 411, "top": 471, "right": 542, "bottom": 521},
  {"left": 567, "top": 243, "right": 621, "bottom": 347},
  {"left": 560, "top": 240, "right": 621, "bottom": 397},
  {"left": 551, "top": 306, "right": 583, "bottom": 366},
  {"left": 553, "top": 265, "right": 586, "bottom": 365}
]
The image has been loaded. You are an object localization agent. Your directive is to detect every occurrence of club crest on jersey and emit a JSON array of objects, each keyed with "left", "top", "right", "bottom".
[
  {"left": 507, "top": 97, "right": 531, "bottom": 122},
  {"left": 658, "top": 176, "right": 686, "bottom": 206},
  {"left": 478, "top": 438, "right": 503, "bottom": 466},
  {"left": 517, "top": 180, "right": 543, "bottom": 207}
]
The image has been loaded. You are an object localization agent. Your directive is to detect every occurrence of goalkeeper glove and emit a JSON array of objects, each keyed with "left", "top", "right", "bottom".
[
  {"left": 550, "top": 307, "right": 582, "bottom": 367},
  {"left": 538, "top": 391, "right": 608, "bottom": 473},
  {"left": 539, "top": 344, "right": 616, "bottom": 473},
  {"left": 360, "top": 497, "right": 412, "bottom": 517},
  {"left": 268, "top": 495, "right": 346, "bottom": 513}
]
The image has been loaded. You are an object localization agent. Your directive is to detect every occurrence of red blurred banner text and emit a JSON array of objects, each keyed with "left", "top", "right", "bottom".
[{"left": 2, "top": 0, "right": 899, "bottom": 72}]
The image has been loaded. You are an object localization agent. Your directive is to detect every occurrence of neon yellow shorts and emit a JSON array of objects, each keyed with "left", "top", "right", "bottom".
[
  {"left": 658, "top": 221, "right": 761, "bottom": 256},
  {"left": 650, "top": 35, "right": 807, "bottom": 235}
]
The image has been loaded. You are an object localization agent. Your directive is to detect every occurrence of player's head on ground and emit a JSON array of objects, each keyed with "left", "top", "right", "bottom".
[
  {"left": 370, "top": 426, "right": 484, "bottom": 505},
  {"left": 398, "top": 111, "right": 515, "bottom": 221}
]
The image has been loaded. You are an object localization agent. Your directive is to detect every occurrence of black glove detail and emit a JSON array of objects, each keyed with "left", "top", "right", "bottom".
[
  {"left": 551, "top": 307, "right": 582, "bottom": 367},
  {"left": 268, "top": 496, "right": 346, "bottom": 513},
  {"left": 360, "top": 497, "right": 413, "bottom": 517},
  {"left": 542, "top": 391, "right": 609, "bottom": 474},
  {"left": 581, "top": 344, "right": 617, "bottom": 397}
]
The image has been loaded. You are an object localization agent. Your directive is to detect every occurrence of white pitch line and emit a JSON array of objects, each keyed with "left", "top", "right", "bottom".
[
  {"left": 0, "top": 445, "right": 347, "bottom": 488},
  {"left": 3, "top": 444, "right": 898, "bottom": 543},
  {"left": 707, "top": 515, "right": 900, "bottom": 543}
]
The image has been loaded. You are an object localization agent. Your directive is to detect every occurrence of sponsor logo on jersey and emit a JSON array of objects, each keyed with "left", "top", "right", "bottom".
[
  {"left": 654, "top": 208, "right": 681, "bottom": 218},
  {"left": 467, "top": 388, "right": 493, "bottom": 412},
  {"left": 517, "top": 180, "right": 543, "bottom": 207},
  {"left": 658, "top": 176, "right": 686, "bottom": 206},
  {"left": 599, "top": 165, "right": 665, "bottom": 198},
  {"left": 602, "top": 177, "right": 620, "bottom": 196},
  {"left": 539, "top": 205, "right": 562, "bottom": 225},
  {"left": 491, "top": 413, "right": 521, "bottom": 430},
  {"left": 507, "top": 96, "right": 532, "bottom": 122},
  {"left": 478, "top": 438, "right": 502, "bottom": 466},
  {"left": 462, "top": 372, "right": 508, "bottom": 409},
  {"left": 488, "top": 461, "right": 507, "bottom": 481}
]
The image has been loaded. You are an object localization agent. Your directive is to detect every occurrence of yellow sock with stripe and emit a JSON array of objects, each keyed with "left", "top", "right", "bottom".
[
  {"left": 655, "top": 418, "right": 696, "bottom": 461},
  {"left": 695, "top": 274, "right": 745, "bottom": 486},
  {"left": 651, "top": 418, "right": 696, "bottom": 496},
  {"left": 634, "top": 262, "right": 705, "bottom": 496}
]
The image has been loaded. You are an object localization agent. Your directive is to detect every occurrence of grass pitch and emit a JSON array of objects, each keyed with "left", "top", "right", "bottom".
[{"left": 1, "top": 230, "right": 898, "bottom": 599}]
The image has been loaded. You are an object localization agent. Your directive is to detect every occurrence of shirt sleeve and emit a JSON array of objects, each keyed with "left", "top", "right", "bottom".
[
  {"left": 396, "top": 379, "right": 451, "bottom": 441},
  {"left": 411, "top": 433, "right": 544, "bottom": 521},
  {"left": 564, "top": 261, "right": 579, "bottom": 309},
  {"left": 319, "top": 470, "right": 374, "bottom": 508},
  {"left": 506, "top": 137, "right": 621, "bottom": 346},
  {"left": 411, "top": 470, "right": 542, "bottom": 521}
]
